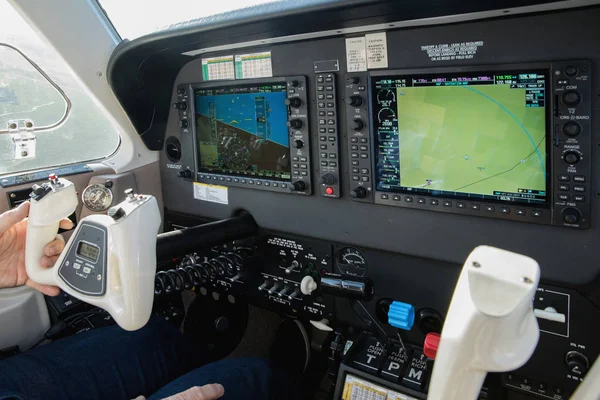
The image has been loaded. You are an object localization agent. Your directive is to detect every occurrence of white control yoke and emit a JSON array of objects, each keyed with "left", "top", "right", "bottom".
[
  {"left": 25, "top": 176, "right": 161, "bottom": 331},
  {"left": 427, "top": 245, "right": 541, "bottom": 400}
]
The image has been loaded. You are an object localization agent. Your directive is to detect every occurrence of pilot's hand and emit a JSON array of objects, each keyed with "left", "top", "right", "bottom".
[
  {"left": 163, "top": 384, "right": 225, "bottom": 400},
  {"left": 0, "top": 201, "right": 73, "bottom": 296}
]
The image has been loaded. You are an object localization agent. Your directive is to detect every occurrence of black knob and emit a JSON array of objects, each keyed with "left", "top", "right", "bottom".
[
  {"left": 351, "top": 187, "right": 367, "bottom": 198},
  {"left": 179, "top": 119, "right": 189, "bottom": 129},
  {"left": 287, "top": 119, "right": 302, "bottom": 129},
  {"left": 562, "top": 122, "right": 581, "bottom": 137},
  {"left": 562, "top": 91, "right": 581, "bottom": 106},
  {"left": 172, "top": 102, "right": 187, "bottom": 111},
  {"left": 289, "top": 80, "right": 299, "bottom": 87},
  {"left": 565, "top": 66, "right": 578, "bottom": 77},
  {"left": 177, "top": 88, "right": 186, "bottom": 95},
  {"left": 565, "top": 351, "right": 589, "bottom": 376},
  {"left": 347, "top": 77, "right": 360, "bottom": 84},
  {"left": 290, "top": 181, "right": 307, "bottom": 191},
  {"left": 293, "top": 140, "right": 304, "bottom": 149},
  {"left": 108, "top": 207, "right": 126, "bottom": 221},
  {"left": 285, "top": 98, "right": 302, "bottom": 108},
  {"left": 177, "top": 169, "right": 192, "bottom": 178},
  {"left": 353, "top": 119, "right": 364, "bottom": 131},
  {"left": 563, "top": 151, "right": 580, "bottom": 165},
  {"left": 319, "top": 174, "right": 335, "bottom": 185},
  {"left": 347, "top": 95, "right": 363, "bottom": 107},
  {"left": 562, "top": 208, "right": 581, "bottom": 224}
]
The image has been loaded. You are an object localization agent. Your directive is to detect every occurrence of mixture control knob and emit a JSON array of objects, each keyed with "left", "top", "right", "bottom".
[
  {"left": 352, "top": 119, "right": 364, "bottom": 131},
  {"left": 565, "top": 351, "right": 589, "bottom": 376},
  {"left": 319, "top": 174, "right": 335, "bottom": 185},
  {"left": 347, "top": 77, "right": 360, "bottom": 84},
  {"left": 290, "top": 181, "right": 307, "bottom": 191},
  {"left": 287, "top": 119, "right": 302, "bottom": 129},
  {"left": 179, "top": 119, "right": 189, "bottom": 129},
  {"left": 177, "top": 169, "right": 192, "bottom": 178},
  {"left": 562, "top": 122, "right": 581, "bottom": 137},
  {"left": 562, "top": 208, "right": 581, "bottom": 224},
  {"left": 172, "top": 102, "right": 188, "bottom": 111},
  {"left": 293, "top": 139, "right": 304, "bottom": 149},
  {"left": 285, "top": 98, "right": 302, "bottom": 108},
  {"left": 563, "top": 151, "right": 580, "bottom": 165},
  {"left": 562, "top": 91, "right": 581, "bottom": 106},
  {"left": 346, "top": 95, "right": 363, "bottom": 107},
  {"left": 350, "top": 186, "right": 367, "bottom": 199}
]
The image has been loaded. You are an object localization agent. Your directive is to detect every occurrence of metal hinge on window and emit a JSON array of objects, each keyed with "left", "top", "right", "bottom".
[{"left": 8, "top": 119, "right": 37, "bottom": 159}]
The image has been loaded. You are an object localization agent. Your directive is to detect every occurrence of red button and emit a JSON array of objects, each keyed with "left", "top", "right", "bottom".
[
  {"left": 325, "top": 187, "right": 334, "bottom": 195},
  {"left": 424, "top": 332, "right": 440, "bottom": 359}
]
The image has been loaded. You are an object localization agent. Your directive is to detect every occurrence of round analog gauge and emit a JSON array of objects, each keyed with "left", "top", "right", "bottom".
[
  {"left": 82, "top": 184, "right": 113, "bottom": 212},
  {"left": 336, "top": 247, "right": 368, "bottom": 277}
]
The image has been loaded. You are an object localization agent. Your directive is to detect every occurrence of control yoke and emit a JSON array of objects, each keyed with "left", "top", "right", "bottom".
[
  {"left": 427, "top": 245, "right": 541, "bottom": 400},
  {"left": 25, "top": 176, "right": 259, "bottom": 331},
  {"left": 26, "top": 176, "right": 161, "bottom": 331}
]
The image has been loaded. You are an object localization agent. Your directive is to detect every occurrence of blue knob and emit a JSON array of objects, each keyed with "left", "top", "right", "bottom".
[{"left": 388, "top": 301, "right": 415, "bottom": 331}]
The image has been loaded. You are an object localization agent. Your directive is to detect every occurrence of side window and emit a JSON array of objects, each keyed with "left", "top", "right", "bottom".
[{"left": 0, "top": 0, "right": 120, "bottom": 175}]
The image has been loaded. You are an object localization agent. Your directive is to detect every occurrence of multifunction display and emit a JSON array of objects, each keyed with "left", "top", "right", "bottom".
[{"left": 372, "top": 70, "right": 549, "bottom": 206}]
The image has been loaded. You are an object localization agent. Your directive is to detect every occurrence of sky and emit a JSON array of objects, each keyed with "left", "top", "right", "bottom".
[{"left": 98, "top": 0, "right": 282, "bottom": 40}]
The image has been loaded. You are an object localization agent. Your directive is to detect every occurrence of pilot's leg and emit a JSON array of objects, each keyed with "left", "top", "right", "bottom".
[
  {"left": 0, "top": 316, "right": 202, "bottom": 400},
  {"left": 147, "top": 357, "right": 297, "bottom": 400}
]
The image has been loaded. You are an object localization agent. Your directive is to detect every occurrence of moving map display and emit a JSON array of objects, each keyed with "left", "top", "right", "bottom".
[
  {"left": 373, "top": 70, "right": 549, "bottom": 205},
  {"left": 195, "top": 83, "right": 291, "bottom": 181}
]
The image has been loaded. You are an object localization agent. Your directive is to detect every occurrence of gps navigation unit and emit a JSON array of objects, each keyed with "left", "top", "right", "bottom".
[{"left": 372, "top": 70, "right": 549, "bottom": 207}]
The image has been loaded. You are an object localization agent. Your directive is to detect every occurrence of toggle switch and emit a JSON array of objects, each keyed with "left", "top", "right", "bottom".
[
  {"left": 258, "top": 281, "right": 269, "bottom": 291},
  {"left": 278, "top": 286, "right": 291, "bottom": 297},
  {"left": 534, "top": 306, "right": 566, "bottom": 323},
  {"left": 286, "top": 260, "right": 300, "bottom": 274},
  {"left": 267, "top": 283, "right": 281, "bottom": 295}
]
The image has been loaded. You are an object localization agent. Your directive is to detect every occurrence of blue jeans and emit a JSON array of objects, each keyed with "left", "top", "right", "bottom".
[{"left": 0, "top": 317, "right": 291, "bottom": 400}]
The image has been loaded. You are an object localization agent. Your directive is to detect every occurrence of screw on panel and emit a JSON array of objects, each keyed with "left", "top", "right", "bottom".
[
  {"left": 472, "top": 261, "right": 481, "bottom": 268},
  {"left": 97, "top": 274, "right": 102, "bottom": 281}
]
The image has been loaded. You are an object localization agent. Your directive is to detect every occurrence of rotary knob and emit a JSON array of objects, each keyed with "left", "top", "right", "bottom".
[
  {"left": 563, "top": 151, "right": 581, "bottom": 165},
  {"left": 346, "top": 95, "right": 363, "bottom": 107},
  {"left": 562, "top": 91, "right": 581, "bottom": 106},
  {"left": 285, "top": 98, "right": 302, "bottom": 108},
  {"left": 565, "top": 351, "right": 589, "bottom": 376},
  {"left": 350, "top": 187, "right": 367, "bottom": 199},
  {"left": 287, "top": 119, "right": 302, "bottom": 129},
  {"left": 290, "top": 181, "right": 307, "bottom": 191},
  {"left": 293, "top": 139, "right": 304, "bottom": 149},
  {"left": 562, "top": 122, "right": 581, "bottom": 137},
  {"left": 319, "top": 174, "right": 335, "bottom": 185}
]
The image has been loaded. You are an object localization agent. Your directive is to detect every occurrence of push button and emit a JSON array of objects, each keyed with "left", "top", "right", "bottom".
[
  {"left": 380, "top": 345, "right": 411, "bottom": 382},
  {"left": 352, "top": 337, "right": 386, "bottom": 373},
  {"left": 402, "top": 350, "right": 431, "bottom": 391}
]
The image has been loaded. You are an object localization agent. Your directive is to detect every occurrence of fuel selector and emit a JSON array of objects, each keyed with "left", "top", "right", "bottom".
[{"left": 565, "top": 351, "right": 589, "bottom": 376}]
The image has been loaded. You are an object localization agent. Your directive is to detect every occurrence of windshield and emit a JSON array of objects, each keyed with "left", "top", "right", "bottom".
[
  {"left": 0, "top": 43, "right": 69, "bottom": 131},
  {"left": 98, "top": 0, "right": 283, "bottom": 40}
]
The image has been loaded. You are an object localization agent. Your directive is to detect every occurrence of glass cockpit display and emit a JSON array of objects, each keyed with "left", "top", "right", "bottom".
[
  {"left": 195, "top": 83, "right": 291, "bottom": 181},
  {"left": 372, "top": 70, "right": 549, "bottom": 206}
]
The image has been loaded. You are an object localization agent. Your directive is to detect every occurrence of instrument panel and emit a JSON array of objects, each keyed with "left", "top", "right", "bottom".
[{"left": 106, "top": 3, "right": 600, "bottom": 400}]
